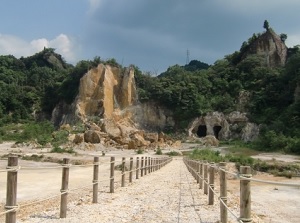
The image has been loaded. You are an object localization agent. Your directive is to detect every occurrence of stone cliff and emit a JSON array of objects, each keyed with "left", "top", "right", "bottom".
[
  {"left": 77, "top": 64, "right": 137, "bottom": 120},
  {"left": 52, "top": 64, "right": 177, "bottom": 150},
  {"left": 242, "top": 29, "right": 287, "bottom": 67}
]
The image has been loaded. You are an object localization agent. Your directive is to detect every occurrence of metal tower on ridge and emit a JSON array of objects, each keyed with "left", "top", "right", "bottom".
[{"left": 186, "top": 49, "right": 190, "bottom": 65}]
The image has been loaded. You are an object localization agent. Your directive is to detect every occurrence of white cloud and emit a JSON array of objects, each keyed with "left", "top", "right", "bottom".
[{"left": 0, "top": 33, "right": 78, "bottom": 63}]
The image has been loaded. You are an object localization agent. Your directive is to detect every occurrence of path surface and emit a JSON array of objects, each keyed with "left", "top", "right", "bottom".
[{"left": 18, "top": 158, "right": 220, "bottom": 223}]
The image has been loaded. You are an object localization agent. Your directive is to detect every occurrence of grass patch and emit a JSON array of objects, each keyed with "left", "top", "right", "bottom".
[
  {"left": 136, "top": 148, "right": 144, "bottom": 154},
  {"left": 187, "top": 148, "right": 300, "bottom": 178},
  {"left": 165, "top": 151, "right": 181, "bottom": 156},
  {"left": 155, "top": 147, "right": 162, "bottom": 155},
  {"left": 22, "top": 154, "right": 44, "bottom": 162},
  {"left": 50, "top": 146, "right": 76, "bottom": 154},
  {"left": 220, "top": 140, "right": 260, "bottom": 156}
]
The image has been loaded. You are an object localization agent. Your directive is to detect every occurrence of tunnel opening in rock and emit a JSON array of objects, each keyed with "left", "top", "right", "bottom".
[
  {"left": 213, "top": 125, "right": 222, "bottom": 139},
  {"left": 197, "top": 125, "right": 207, "bottom": 137}
]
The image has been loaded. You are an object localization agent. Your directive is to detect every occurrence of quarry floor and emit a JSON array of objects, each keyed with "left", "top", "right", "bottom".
[{"left": 0, "top": 142, "right": 300, "bottom": 222}]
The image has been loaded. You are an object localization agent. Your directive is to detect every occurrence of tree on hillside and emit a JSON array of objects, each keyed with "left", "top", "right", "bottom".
[
  {"left": 280, "top": 33, "right": 288, "bottom": 43},
  {"left": 263, "top": 20, "right": 270, "bottom": 31}
]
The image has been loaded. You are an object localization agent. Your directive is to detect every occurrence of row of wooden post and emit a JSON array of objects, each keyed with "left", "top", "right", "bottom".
[
  {"left": 110, "top": 156, "right": 172, "bottom": 193},
  {"left": 4, "top": 155, "right": 172, "bottom": 223},
  {"left": 183, "top": 158, "right": 252, "bottom": 223}
]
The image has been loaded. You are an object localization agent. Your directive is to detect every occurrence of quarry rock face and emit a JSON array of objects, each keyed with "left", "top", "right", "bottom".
[
  {"left": 76, "top": 64, "right": 137, "bottom": 120},
  {"left": 131, "top": 101, "right": 175, "bottom": 131},
  {"left": 52, "top": 64, "right": 177, "bottom": 149},
  {"left": 188, "top": 111, "right": 259, "bottom": 142}
]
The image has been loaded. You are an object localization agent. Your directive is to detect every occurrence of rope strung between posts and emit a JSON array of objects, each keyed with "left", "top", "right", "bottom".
[
  {"left": 205, "top": 161, "right": 300, "bottom": 188},
  {"left": 182, "top": 162, "right": 204, "bottom": 223},
  {"left": 1, "top": 156, "right": 172, "bottom": 218},
  {"left": 184, "top": 160, "right": 243, "bottom": 223},
  {"left": 184, "top": 158, "right": 300, "bottom": 223}
]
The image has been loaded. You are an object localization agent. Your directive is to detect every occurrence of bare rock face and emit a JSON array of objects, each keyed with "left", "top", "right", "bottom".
[
  {"left": 188, "top": 111, "right": 259, "bottom": 142},
  {"left": 245, "top": 29, "right": 287, "bottom": 67},
  {"left": 241, "top": 123, "right": 260, "bottom": 142},
  {"left": 77, "top": 64, "right": 137, "bottom": 120},
  {"left": 52, "top": 63, "right": 179, "bottom": 149},
  {"left": 131, "top": 101, "right": 175, "bottom": 131}
]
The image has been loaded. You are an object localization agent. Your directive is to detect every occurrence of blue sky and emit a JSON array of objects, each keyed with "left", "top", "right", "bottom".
[{"left": 1, "top": 0, "right": 300, "bottom": 73}]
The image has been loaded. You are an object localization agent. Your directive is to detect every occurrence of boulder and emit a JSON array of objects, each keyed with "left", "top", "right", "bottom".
[
  {"left": 202, "top": 135, "right": 219, "bottom": 147},
  {"left": 84, "top": 130, "right": 101, "bottom": 144},
  {"left": 127, "top": 140, "right": 136, "bottom": 150},
  {"left": 144, "top": 132, "right": 159, "bottom": 143},
  {"left": 73, "top": 134, "right": 84, "bottom": 144},
  {"left": 101, "top": 119, "right": 121, "bottom": 138}
]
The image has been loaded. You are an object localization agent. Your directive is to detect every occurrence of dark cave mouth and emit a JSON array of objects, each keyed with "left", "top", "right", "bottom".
[{"left": 196, "top": 125, "right": 222, "bottom": 139}]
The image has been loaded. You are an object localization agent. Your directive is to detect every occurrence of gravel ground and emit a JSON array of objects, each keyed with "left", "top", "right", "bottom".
[
  {"left": 1, "top": 142, "right": 299, "bottom": 223},
  {"left": 17, "top": 158, "right": 223, "bottom": 223}
]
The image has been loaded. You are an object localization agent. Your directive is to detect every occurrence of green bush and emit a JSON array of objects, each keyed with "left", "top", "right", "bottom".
[
  {"left": 165, "top": 151, "right": 181, "bottom": 156},
  {"left": 51, "top": 146, "right": 75, "bottom": 154},
  {"left": 189, "top": 148, "right": 224, "bottom": 163},
  {"left": 155, "top": 147, "right": 162, "bottom": 155},
  {"left": 136, "top": 148, "right": 143, "bottom": 154}
]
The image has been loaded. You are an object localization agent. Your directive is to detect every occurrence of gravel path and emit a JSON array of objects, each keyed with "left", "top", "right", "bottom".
[{"left": 18, "top": 157, "right": 220, "bottom": 223}]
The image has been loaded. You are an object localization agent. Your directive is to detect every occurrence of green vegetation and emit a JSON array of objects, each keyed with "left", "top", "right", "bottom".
[
  {"left": 22, "top": 154, "right": 44, "bottom": 162},
  {"left": 155, "top": 147, "right": 162, "bottom": 155},
  {"left": 188, "top": 148, "right": 300, "bottom": 178},
  {"left": 0, "top": 121, "right": 54, "bottom": 145},
  {"left": 50, "top": 146, "right": 75, "bottom": 154},
  {"left": 165, "top": 151, "right": 181, "bottom": 156},
  {"left": 136, "top": 148, "right": 144, "bottom": 154},
  {"left": 0, "top": 24, "right": 299, "bottom": 155}
]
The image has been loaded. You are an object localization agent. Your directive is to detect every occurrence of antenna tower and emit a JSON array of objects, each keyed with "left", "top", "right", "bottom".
[{"left": 186, "top": 49, "right": 190, "bottom": 65}]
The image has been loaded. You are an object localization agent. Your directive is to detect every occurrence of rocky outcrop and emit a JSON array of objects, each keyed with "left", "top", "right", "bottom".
[
  {"left": 51, "top": 63, "right": 179, "bottom": 150},
  {"left": 243, "top": 29, "right": 287, "bottom": 67},
  {"left": 76, "top": 64, "right": 137, "bottom": 120},
  {"left": 188, "top": 111, "right": 259, "bottom": 142},
  {"left": 52, "top": 64, "right": 138, "bottom": 125}
]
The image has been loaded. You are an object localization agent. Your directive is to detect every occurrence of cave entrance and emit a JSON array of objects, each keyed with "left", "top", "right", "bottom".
[
  {"left": 213, "top": 125, "right": 222, "bottom": 139},
  {"left": 197, "top": 125, "right": 207, "bottom": 137}
]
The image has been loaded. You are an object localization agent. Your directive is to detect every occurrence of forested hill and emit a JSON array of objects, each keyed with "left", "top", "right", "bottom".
[{"left": 0, "top": 27, "right": 300, "bottom": 153}]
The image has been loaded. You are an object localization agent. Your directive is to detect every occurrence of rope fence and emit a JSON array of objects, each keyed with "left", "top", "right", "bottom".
[
  {"left": 1, "top": 155, "right": 172, "bottom": 223},
  {"left": 183, "top": 157, "right": 300, "bottom": 223}
]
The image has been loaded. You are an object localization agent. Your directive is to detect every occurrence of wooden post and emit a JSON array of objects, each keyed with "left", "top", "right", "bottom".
[
  {"left": 129, "top": 157, "right": 133, "bottom": 183},
  {"left": 92, "top": 157, "right": 99, "bottom": 203},
  {"left": 110, "top": 157, "right": 115, "bottom": 193},
  {"left": 219, "top": 162, "right": 228, "bottom": 223},
  {"left": 204, "top": 161, "right": 208, "bottom": 195},
  {"left": 141, "top": 157, "right": 144, "bottom": 177},
  {"left": 144, "top": 157, "right": 148, "bottom": 176},
  {"left": 148, "top": 157, "right": 151, "bottom": 174},
  {"left": 199, "top": 161, "right": 203, "bottom": 189},
  {"left": 60, "top": 158, "right": 70, "bottom": 218},
  {"left": 196, "top": 161, "right": 200, "bottom": 184},
  {"left": 136, "top": 157, "right": 139, "bottom": 179},
  {"left": 240, "top": 166, "right": 252, "bottom": 223},
  {"left": 121, "top": 157, "right": 125, "bottom": 187},
  {"left": 5, "top": 156, "right": 18, "bottom": 223},
  {"left": 208, "top": 162, "right": 215, "bottom": 205}
]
